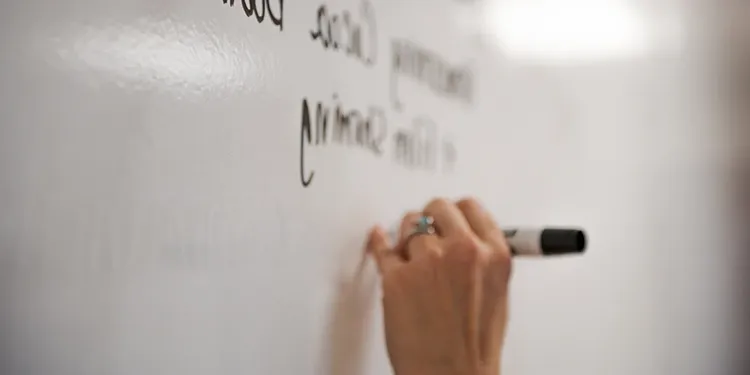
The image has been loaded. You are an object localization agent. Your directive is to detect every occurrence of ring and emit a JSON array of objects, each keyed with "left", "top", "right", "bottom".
[{"left": 406, "top": 215, "right": 436, "bottom": 239}]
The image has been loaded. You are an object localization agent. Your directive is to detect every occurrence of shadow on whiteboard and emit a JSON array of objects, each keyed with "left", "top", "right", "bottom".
[{"left": 321, "top": 254, "right": 379, "bottom": 375}]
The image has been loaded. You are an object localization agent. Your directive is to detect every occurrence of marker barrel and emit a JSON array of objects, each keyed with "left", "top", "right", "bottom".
[
  {"left": 387, "top": 225, "right": 587, "bottom": 257},
  {"left": 503, "top": 228, "right": 587, "bottom": 256}
]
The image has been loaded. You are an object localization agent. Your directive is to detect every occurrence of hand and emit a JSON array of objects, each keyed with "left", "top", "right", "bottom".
[{"left": 367, "top": 198, "right": 512, "bottom": 375}]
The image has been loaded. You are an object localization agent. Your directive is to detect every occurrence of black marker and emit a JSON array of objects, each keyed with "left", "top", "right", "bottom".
[
  {"left": 388, "top": 224, "right": 586, "bottom": 257},
  {"left": 503, "top": 228, "right": 587, "bottom": 256}
]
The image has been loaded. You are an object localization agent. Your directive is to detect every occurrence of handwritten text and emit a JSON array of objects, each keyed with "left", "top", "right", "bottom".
[
  {"left": 391, "top": 39, "right": 473, "bottom": 110},
  {"left": 310, "top": 0, "right": 377, "bottom": 65},
  {"left": 221, "top": 0, "right": 284, "bottom": 31},
  {"left": 300, "top": 96, "right": 388, "bottom": 187}
]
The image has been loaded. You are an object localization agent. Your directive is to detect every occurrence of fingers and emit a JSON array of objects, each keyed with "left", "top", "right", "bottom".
[
  {"left": 404, "top": 232, "right": 442, "bottom": 261},
  {"left": 422, "top": 198, "right": 471, "bottom": 236},
  {"left": 398, "top": 211, "right": 422, "bottom": 242},
  {"left": 367, "top": 226, "right": 402, "bottom": 274},
  {"left": 456, "top": 197, "right": 497, "bottom": 240},
  {"left": 380, "top": 197, "right": 508, "bottom": 266},
  {"left": 397, "top": 211, "right": 441, "bottom": 261},
  {"left": 456, "top": 197, "right": 511, "bottom": 256}
]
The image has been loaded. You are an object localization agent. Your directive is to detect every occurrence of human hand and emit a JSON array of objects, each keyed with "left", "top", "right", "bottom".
[{"left": 367, "top": 198, "right": 512, "bottom": 375}]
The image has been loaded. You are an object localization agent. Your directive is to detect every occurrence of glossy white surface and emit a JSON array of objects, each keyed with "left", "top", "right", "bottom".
[{"left": 0, "top": 1, "right": 739, "bottom": 374}]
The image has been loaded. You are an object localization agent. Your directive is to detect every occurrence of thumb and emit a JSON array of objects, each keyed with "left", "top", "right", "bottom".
[{"left": 366, "top": 226, "right": 401, "bottom": 274}]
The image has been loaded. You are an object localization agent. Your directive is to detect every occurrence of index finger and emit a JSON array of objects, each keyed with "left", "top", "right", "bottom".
[{"left": 366, "top": 226, "right": 403, "bottom": 274}]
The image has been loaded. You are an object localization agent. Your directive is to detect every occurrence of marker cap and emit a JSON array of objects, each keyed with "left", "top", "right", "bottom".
[{"left": 540, "top": 229, "right": 586, "bottom": 255}]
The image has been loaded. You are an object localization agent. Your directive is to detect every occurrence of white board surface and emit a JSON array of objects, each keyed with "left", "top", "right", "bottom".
[{"left": 0, "top": 1, "right": 739, "bottom": 374}]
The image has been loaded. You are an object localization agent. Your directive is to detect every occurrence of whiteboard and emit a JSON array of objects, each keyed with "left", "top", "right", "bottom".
[{"left": 0, "top": 1, "right": 739, "bottom": 374}]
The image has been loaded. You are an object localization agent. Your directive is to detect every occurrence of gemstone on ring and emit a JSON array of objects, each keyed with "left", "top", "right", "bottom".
[{"left": 415, "top": 216, "right": 435, "bottom": 234}]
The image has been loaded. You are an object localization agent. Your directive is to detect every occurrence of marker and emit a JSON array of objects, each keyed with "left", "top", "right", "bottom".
[
  {"left": 504, "top": 228, "right": 586, "bottom": 256},
  {"left": 388, "top": 225, "right": 587, "bottom": 257}
]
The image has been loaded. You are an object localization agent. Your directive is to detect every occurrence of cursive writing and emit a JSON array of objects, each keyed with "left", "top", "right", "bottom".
[
  {"left": 391, "top": 39, "right": 473, "bottom": 110},
  {"left": 310, "top": 0, "right": 377, "bottom": 66},
  {"left": 221, "top": 0, "right": 284, "bottom": 31},
  {"left": 300, "top": 96, "right": 388, "bottom": 187},
  {"left": 392, "top": 116, "right": 439, "bottom": 171}
]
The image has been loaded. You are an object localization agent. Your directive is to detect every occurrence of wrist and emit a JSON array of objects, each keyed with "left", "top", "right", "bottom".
[
  {"left": 396, "top": 365, "right": 494, "bottom": 375},
  {"left": 397, "top": 372, "right": 488, "bottom": 375}
]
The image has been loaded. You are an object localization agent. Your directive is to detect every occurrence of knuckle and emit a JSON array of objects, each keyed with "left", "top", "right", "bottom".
[
  {"left": 426, "top": 197, "right": 451, "bottom": 212},
  {"left": 456, "top": 197, "right": 481, "bottom": 212},
  {"left": 488, "top": 238, "right": 513, "bottom": 267},
  {"left": 452, "top": 234, "right": 484, "bottom": 262},
  {"left": 454, "top": 229, "right": 478, "bottom": 245},
  {"left": 490, "top": 251, "right": 513, "bottom": 278},
  {"left": 409, "top": 236, "right": 443, "bottom": 261},
  {"left": 493, "top": 248, "right": 512, "bottom": 267}
]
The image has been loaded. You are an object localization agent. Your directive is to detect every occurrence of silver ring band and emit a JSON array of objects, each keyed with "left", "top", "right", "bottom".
[{"left": 406, "top": 215, "right": 436, "bottom": 239}]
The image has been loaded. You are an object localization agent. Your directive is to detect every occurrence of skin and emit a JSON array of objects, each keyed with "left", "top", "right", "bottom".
[{"left": 367, "top": 197, "right": 512, "bottom": 375}]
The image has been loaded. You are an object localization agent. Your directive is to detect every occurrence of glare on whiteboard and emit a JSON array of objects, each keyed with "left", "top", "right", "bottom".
[
  {"left": 485, "top": 0, "right": 652, "bottom": 62},
  {"left": 56, "top": 19, "right": 263, "bottom": 96}
]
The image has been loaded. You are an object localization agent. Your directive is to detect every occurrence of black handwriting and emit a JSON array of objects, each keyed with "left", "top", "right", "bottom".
[
  {"left": 300, "top": 96, "right": 388, "bottom": 187},
  {"left": 392, "top": 116, "right": 439, "bottom": 171},
  {"left": 222, "top": 0, "right": 284, "bottom": 30},
  {"left": 391, "top": 39, "right": 473, "bottom": 110},
  {"left": 440, "top": 137, "right": 457, "bottom": 172},
  {"left": 310, "top": 0, "right": 377, "bottom": 65}
]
